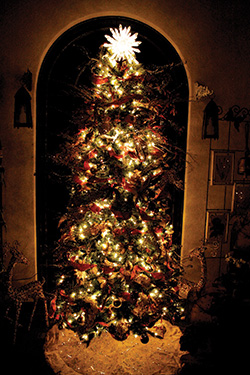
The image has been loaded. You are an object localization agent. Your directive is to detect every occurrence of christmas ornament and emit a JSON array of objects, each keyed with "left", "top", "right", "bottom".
[
  {"left": 140, "top": 332, "right": 149, "bottom": 344},
  {"left": 150, "top": 321, "right": 167, "bottom": 339},
  {"left": 110, "top": 318, "right": 129, "bottom": 341}
]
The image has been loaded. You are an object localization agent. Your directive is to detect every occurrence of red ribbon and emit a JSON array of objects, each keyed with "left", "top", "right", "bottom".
[
  {"left": 88, "top": 149, "right": 98, "bottom": 159},
  {"left": 151, "top": 272, "right": 165, "bottom": 281},
  {"left": 68, "top": 256, "right": 96, "bottom": 271},
  {"left": 84, "top": 161, "right": 91, "bottom": 170},
  {"left": 49, "top": 295, "right": 57, "bottom": 318},
  {"left": 130, "top": 229, "right": 142, "bottom": 235},
  {"left": 108, "top": 149, "right": 124, "bottom": 159},
  {"left": 120, "top": 292, "right": 133, "bottom": 303},
  {"left": 121, "top": 177, "right": 136, "bottom": 194},
  {"left": 138, "top": 208, "right": 153, "bottom": 221},
  {"left": 105, "top": 94, "right": 143, "bottom": 108},
  {"left": 73, "top": 175, "right": 86, "bottom": 186},
  {"left": 131, "top": 265, "right": 147, "bottom": 279},
  {"left": 90, "top": 203, "right": 102, "bottom": 213},
  {"left": 97, "top": 321, "right": 110, "bottom": 327},
  {"left": 102, "top": 266, "right": 115, "bottom": 274},
  {"left": 93, "top": 75, "right": 109, "bottom": 85}
]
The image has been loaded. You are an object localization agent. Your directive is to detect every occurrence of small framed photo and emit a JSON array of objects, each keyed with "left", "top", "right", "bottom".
[
  {"left": 232, "top": 183, "right": 250, "bottom": 214},
  {"left": 206, "top": 210, "right": 230, "bottom": 243},
  {"left": 210, "top": 151, "right": 234, "bottom": 185},
  {"left": 234, "top": 151, "right": 250, "bottom": 181}
]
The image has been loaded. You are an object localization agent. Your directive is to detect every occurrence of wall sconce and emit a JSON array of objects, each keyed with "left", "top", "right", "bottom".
[
  {"left": 222, "top": 105, "right": 249, "bottom": 131},
  {"left": 14, "top": 70, "right": 33, "bottom": 128},
  {"left": 202, "top": 99, "right": 219, "bottom": 139}
]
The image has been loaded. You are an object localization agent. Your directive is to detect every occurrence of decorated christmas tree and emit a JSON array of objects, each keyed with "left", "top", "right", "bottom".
[{"left": 52, "top": 25, "right": 186, "bottom": 344}]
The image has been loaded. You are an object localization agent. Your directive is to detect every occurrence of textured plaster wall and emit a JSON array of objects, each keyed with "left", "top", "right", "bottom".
[{"left": 0, "top": 0, "right": 249, "bottom": 283}]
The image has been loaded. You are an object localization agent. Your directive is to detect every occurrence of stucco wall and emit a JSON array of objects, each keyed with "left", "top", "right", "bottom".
[{"left": 1, "top": 0, "right": 249, "bottom": 283}]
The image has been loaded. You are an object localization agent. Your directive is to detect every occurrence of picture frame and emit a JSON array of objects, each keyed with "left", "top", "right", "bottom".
[
  {"left": 210, "top": 151, "right": 234, "bottom": 185},
  {"left": 205, "top": 210, "right": 230, "bottom": 243},
  {"left": 234, "top": 151, "right": 250, "bottom": 181},
  {"left": 232, "top": 183, "right": 250, "bottom": 214}
]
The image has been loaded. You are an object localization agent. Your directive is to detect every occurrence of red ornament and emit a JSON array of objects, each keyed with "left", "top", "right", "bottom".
[
  {"left": 84, "top": 161, "right": 91, "bottom": 170},
  {"left": 151, "top": 272, "right": 165, "bottom": 281}
]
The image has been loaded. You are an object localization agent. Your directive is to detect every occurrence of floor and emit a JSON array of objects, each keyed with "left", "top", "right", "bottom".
[
  {"left": 0, "top": 301, "right": 54, "bottom": 375},
  {"left": 1, "top": 263, "right": 250, "bottom": 375},
  {"left": 44, "top": 320, "right": 185, "bottom": 375}
]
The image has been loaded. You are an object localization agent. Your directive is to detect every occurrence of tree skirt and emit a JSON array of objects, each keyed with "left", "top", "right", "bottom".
[{"left": 44, "top": 321, "right": 186, "bottom": 375}]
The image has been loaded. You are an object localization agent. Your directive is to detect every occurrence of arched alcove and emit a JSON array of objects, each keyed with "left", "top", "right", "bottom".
[{"left": 36, "top": 16, "right": 189, "bottom": 287}]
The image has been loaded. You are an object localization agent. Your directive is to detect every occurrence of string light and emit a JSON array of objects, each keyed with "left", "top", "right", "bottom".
[{"left": 54, "top": 23, "right": 185, "bottom": 345}]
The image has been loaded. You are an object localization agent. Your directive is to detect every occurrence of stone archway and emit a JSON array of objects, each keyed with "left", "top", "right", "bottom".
[{"left": 36, "top": 16, "right": 189, "bottom": 288}]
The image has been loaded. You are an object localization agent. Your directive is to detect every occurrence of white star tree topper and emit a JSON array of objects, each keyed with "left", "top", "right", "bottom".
[{"left": 104, "top": 25, "right": 141, "bottom": 63}]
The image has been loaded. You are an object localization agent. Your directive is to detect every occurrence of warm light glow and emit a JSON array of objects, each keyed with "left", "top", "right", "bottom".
[
  {"left": 54, "top": 24, "right": 186, "bottom": 344},
  {"left": 104, "top": 24, "right": 141, "bottom": 63}
]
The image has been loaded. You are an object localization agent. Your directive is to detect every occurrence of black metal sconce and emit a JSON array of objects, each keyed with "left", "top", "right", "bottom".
[
  {"left": 202, "top": 99, "right": 219, "bottom": 139},
  {"left": 221, "top": 105, "right": 249, "bottom": 131},
  {"left": 14, "top": 70, "right": 33, "bottom": 128}
]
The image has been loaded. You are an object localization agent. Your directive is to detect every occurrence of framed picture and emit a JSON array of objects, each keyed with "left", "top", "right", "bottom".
[
  {"left": 210, "top": 151, "right": 234, "bottom": 185},
  {"left": 234, "top": 151, "right": 250, "bottom": 180},
  {"left": 232, "top": 183, "right": 250, "bottom": 214},
  {"left": 206, "top": 211, "right": 230, "bottom": 243}
]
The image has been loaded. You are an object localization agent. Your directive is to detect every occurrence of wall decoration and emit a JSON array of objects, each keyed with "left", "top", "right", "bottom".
[
  {"left": 14, "top": 86, "right": 32, "bottom": 128},
  {"left": 234, "top": 151, "right": 250, "bottom": 180},
  {"left": 211, "top": 151, "right": 234, "bottom": 185},
  {"left": 232, "top": 183, "right": 250, "bottom": 214},
  {"left": 206, "top": 211, "right": 229, "bottom": 243},
  {"left": 14, "top": 69, "right": 33, "bottom": 128},
  {"left": 220, "top": 105, "right": 250, "bottom": 132},
  {"left": 202, "top": 100, "right": 219, "bottom": 139},
  {"left": 194, "top": 82, "right": 214, "bottom": 101},
  {"left": 237, "top": 153, "right": 250, "bottom": 177}
]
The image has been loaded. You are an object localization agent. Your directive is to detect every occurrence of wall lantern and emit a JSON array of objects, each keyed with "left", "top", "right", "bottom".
[
  {"left": 202, "top": 99, "right": 219, "bottom": 139},
  {"left": 14, "top": 70, "right": 33, "bottom": 128}
]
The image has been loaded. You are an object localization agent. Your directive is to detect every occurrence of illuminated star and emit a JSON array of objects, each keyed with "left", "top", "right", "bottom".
[{"left": 104, "top": 24, "right": 141, "bottom": 63}]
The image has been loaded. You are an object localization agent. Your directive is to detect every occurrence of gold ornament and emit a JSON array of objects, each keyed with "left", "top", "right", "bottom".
[
  {"left": 81, "top": 297, "right": 99, "bottom": 331},
  {"left": 133, "top": 273, "right": 151, "bottom": 288},
  {"left": 112, "top": 298, "right": 123, "bottom": 309},
  {"left": 150, "top": 321, "right": 167, "bottom": 339},
  {"left": 133, "top": 292, "right": 158, "bottom": 319},
  {"left": 75, "top": 269, "right": 86, "bottom": 285},
  {"left": 97, "top": 276, "right": 107, "bottom": 288},
  {"left": 110, "top": 318, "right": 129, "bottom": 341}
]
